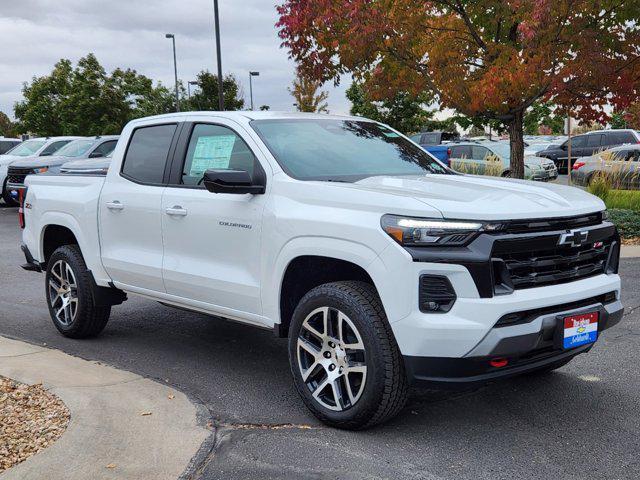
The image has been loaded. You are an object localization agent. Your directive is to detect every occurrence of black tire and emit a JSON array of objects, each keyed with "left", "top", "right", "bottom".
[
  {"left": 501, "top": 170, "right": 512, "bottom": 178},
  {"left": 2, "top": 179, "right": 18, "bottom": 207},
  {"left": 288, "top": 281, "right": 408, "bottom": 430},
  {"left": 45, "top": 245, "right": 111, "bottom": 338}
]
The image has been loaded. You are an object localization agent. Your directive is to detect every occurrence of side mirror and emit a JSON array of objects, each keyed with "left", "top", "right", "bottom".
[
  {"left": 89, "top": 151, "right": 104, "bottom": 158},
  {"left": 202, "top": 169, "right": 265, "bottom": 195}
]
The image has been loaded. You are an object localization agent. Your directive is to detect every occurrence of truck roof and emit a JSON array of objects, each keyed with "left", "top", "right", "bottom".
[{"left": 126, "top": 111, "right": 373, "bottom": 126}]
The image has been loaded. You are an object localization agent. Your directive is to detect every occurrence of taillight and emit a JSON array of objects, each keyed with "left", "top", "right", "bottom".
[
  {"left": 572, "top": 161, "right": 586, "bottom": 171},
  {"left": 18, "top": 188, "right": 26, "bottom": 229},
  {"left": 447, "top": 148, "right": 451, "bottom": 156}
]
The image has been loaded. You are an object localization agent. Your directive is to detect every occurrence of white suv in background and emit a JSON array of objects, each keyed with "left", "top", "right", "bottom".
[{"left": 0, "top": 136, "right": 82, "bottom": 205}]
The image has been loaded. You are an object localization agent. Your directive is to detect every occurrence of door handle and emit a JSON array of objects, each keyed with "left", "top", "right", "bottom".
[
  {"left": 165, "top": 206, "right": 188, "bottom": 217},
  {"left": 106, "top": 201, "right": 124, "bottom": 211}
]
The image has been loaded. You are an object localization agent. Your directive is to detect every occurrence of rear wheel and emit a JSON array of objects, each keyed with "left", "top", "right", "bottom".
[
  {"left": 288, "top": 281, "right": 408, "bottom": 430},
  {"left": 501, "top": 170, "right": 512, "bottom": 178},
  {"left": 45, "top": 245, "right": 111, "bottom": 338},
  {"left": 1, "top": 179, "right": 18, "bottom": 206}
]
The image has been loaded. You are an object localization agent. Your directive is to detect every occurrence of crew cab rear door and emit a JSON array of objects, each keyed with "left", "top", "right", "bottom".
[
  {"left": 160, "top": 119, "right": 269, "bottom": 318},
  {"left": 99, "top": 122, "right": 179, "bottom": 292}
]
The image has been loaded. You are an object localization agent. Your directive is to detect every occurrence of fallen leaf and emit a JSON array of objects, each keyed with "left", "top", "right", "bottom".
[
  {"left": 106, "top": 463, "right": 116, "bottom": 469},
  {"left": 167, "top": 394, "right": 175, "bottom": 400},
  {"left": 140, "top": 412, "right": 152, "bottom": 416}
]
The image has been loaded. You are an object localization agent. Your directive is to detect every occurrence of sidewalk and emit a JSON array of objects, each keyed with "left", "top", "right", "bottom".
[
  {"left": 0, "top": 336, "right": 210, "bottom": 480},
  {"left": 621, "top": 244, "right": 640, "bottom": 258}
]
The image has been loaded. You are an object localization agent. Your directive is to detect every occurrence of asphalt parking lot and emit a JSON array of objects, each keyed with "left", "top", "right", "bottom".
[{"left": 1, "top": 203, "right": 639, "bottom": 480}]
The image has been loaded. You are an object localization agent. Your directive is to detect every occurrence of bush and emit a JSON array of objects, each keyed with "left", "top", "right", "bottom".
[
  {"left": 604, "top": 190, "right": 640, "bottom": 211},
  {"left": 587, "top": 174, "right": 610, "bottom": 201},
  {"left": 608, "top": 209, "right": 640, "bottom": 239}
]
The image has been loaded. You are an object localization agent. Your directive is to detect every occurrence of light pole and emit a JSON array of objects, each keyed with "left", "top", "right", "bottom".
[
  {"left": 213, "top": 0, "right": 224, "bottom": 110},
  {"left": 165, "top": 33, "right": 180, "bottom": 112},
  {"left": 249, "top": 71, "right": 260, "bottom": 110}
]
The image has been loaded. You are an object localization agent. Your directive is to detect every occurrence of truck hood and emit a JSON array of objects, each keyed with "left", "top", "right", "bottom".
[
  {"left": 0, "top": 154, "right": 34, "bottom": 167},
  {"left": 9, "top": 155, "right": 73, "bottom": 169},
  {"left": 350, "top": 174, "right": 604, "bottom": 220}
]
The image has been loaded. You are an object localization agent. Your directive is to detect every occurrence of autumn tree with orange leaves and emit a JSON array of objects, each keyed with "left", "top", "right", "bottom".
[{"left": 277, "top": 1, "right": 640, "bottom": 178}]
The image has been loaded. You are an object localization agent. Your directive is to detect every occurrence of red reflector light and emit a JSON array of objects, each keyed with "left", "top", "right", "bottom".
[
  {"left": 572, "top": 161, "right": 585, "bottom": 171},
  {"left": 18, "top": 189, "right": 26, "bottom": 229},
  {"left": 489, "top": 358, "right": 509, "bottom": 368}
]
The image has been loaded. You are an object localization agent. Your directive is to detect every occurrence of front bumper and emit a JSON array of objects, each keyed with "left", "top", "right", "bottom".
[{"left": 403, "top": 297, "right": 623, "bottom": 386}]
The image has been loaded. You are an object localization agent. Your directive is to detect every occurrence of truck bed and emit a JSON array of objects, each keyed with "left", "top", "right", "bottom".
[{"left": 22, "top": 174, "right": 108, "bottom": 283}]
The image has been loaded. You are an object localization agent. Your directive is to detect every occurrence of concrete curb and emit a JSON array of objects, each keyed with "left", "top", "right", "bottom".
[
  {"left": 621, "top": 245, "right": 640, "bottom": 258},
  {"left": 0, "top": 336, "right": 210, "bottom": 480}
]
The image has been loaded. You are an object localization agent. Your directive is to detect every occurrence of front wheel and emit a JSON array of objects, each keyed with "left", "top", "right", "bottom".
[
  {"left": 288, "top": 281, "right": 408, "bottom": 430},
  {"left": 1, "top": 179, "right": 18, "bottom": 207},
  {"left": 45, "top": 245, "right": 111, "bottom": 338}
]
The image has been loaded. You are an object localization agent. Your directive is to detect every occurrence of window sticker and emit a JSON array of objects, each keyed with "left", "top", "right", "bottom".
[{"left": 189, "top": 135, "right": 237, "bottom": 176}]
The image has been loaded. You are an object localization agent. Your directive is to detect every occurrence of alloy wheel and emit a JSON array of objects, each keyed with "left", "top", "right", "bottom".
[
  {"left": 48, "top": 260, "right": 78, "bottom": 326},
  {"left": 296, "top": 306, "right": 367, "bottom": 411}
]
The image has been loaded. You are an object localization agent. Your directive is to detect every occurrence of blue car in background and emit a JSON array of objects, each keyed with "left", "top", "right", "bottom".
[{"left": 409, "top": 131, "right": 459, "bottom": 166}]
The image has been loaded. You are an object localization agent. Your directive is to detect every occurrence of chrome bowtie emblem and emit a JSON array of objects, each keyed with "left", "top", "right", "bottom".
[{"left": 558, "top": 229, "right": 589, "bottom": 247}]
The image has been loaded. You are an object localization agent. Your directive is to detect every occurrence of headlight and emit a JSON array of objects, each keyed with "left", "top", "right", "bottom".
[
  {"left": 381, "top": 215, "right": 502, "bottom": 247},
  {"left": 35, "top": 167, "right": 48, "bottom": 174}
]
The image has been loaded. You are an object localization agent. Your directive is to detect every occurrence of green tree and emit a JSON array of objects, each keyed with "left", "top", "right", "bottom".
[
  {"left": 610, "top": 111, "right": 628, "bottom": 129},
  {"left": 13, "top": 53, "right": 178, "bottom": 136},
  {"left": 523, "top": 102, "right": 564, "bottom": 135},
  {"left": 0, "top": 112, "right": 18, "bottom": 137},
  {"left": 346, "top": 82, "right": 434, "bottom": 133},
  {"left": 289, "top": 68, "right": 329, "bottom": 113},
  {"left": 187, "top": 72, "right": 244, "bottom": 111}
]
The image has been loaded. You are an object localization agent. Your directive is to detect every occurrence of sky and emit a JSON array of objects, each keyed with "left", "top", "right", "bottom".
[{"left": 0, "top": 0, "right": 353, "bottom": 120}]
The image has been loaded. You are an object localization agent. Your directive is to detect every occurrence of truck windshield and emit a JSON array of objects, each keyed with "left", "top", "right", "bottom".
[
  {"left": 55, "top": 139, "right": 96, "bottom": 157},
  {"left": 251, "top": 119, "right": 449, "bottom": 182},
  {"left": 6, "top": 140, "right": 46, "bottom": 157}
]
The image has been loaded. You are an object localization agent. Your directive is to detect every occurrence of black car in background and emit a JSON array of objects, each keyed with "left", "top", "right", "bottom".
[
  {"left": 538, "top": 129, "right": 640, "bottom": 173},
  {"left": 0, "top": 138, "right": 21, "bottom": 154}
]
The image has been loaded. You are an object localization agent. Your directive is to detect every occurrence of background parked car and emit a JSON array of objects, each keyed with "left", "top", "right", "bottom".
[
  {"left": 538, "top": 129, "right": 640, "bottom": 173},
  {"left": 0, "top": 136, "right": 82, "bottom": 206},
  {"left": 0, "top": 138, "right": 21, "bottom": 155},
  {"left": 448, "top": 142, "right": 558, "bottom": 181},
  {"left": 409, "top": 131, "right": 460, "bottom": 165},
  {"left": 60, "top": 156, "right": 112, "bottom": 175},
  {"left": 6, "top": 136, "right": 118, "bottom": 200},
  {"left": 571, "top": 144, "right": 640, "bottom": 189}
]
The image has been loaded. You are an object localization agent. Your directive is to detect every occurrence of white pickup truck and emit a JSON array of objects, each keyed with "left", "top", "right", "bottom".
[{"left": 20, "top": 112, "right": 623, "bottom": 429}]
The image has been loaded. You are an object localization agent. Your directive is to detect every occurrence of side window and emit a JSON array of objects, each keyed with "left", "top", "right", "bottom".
[
  {"left": 122, "top": 124, "right": 177, "bottom": 184},
  {"left": 451, "top": 145, "right": 472, "bottom": 158},
  {"left": 586, "top": 134, "right": 602, "bottom": 147},
  {"left": 628, "top": 150, "right": 640, "bottom": 162},
  {"left": 181, "top": 124, "right": 258, "bottom": 186},
  {"left": 40, "top": 140, "right": 71, "bottom": 156},
  {"left": 569, "top": 135, "right": 587, "bottom": 148},
  {"left": 92, "top": 140, "right": 118, "bottom": 157},
  {"left": 471, "top": 146, "right": 489, "bottom": 161},
  {"left": 409, "top": 134, "right": 422, "bottom": 143},
  {"left": 607, "top": 131, "right": 635, "bottom": 145}
]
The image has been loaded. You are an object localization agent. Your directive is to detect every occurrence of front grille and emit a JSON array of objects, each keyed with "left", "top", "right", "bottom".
[
  {"left": 500, "top": 212, "right": 602, "bottom": 234},
  {"left": 7, "top": 167, "right": 34, "bottom": 186},
  {"left": 494, "top": 237, "right": 613, "bottom": 290}
]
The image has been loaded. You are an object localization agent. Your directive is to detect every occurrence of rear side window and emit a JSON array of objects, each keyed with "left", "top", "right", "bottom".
[
  {"left": 122, "top": 124, "right": 177, "bottom": 184},
  {"left": 471, "top": 146, "right": 489, "bottom": 160},
  {"left": 606, "top": 131, "right": 636, "bottom": 145},
  {"left": 40, "top": 140, "right": 72, "bottom": 156},
  {"left": 420, "top": 133, "right": 439, "bottom": 144},
  {"left": 451, "top": 146, "right": 472, "bottom": 158},
  {"left": 586, "top": 134, "right": 602, "bottom": 147}
]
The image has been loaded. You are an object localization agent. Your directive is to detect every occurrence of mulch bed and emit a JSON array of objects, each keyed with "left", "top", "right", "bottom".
[{"left": 0, "top": 376, "right": 70, "bottom": 472}]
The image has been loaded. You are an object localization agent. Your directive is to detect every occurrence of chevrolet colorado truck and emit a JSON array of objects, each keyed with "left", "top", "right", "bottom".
[{"left": 19, "top": 112, "right": 623, "bottom": 429}]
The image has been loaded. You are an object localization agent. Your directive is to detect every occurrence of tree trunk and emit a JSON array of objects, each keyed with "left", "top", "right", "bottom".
[{"left": 508, "top": 110, "right": 525, "bottom": 179}]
